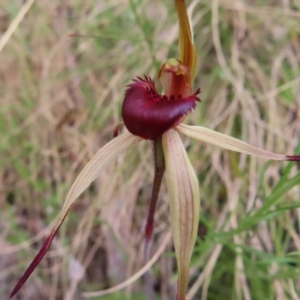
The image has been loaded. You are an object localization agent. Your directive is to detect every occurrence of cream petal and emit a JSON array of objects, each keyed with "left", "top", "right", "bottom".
[
  {"left": 162, "top": 129, "right": 200, "bottom": 300},
  {"left": 10, "top": 133, "right": 142, "bottom": 298},
  {"left": 177, "top": 123, "right": 300, "bottom": 161},
  {"left": 56, "top": 133, "right": 142, "bottom": 228}
]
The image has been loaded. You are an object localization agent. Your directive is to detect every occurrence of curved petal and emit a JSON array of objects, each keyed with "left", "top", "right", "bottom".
[
  {"left": 162, "top": 129, "right": 200, "bottom": 300},
  {"left": 177, "top": 124, "right": 300, "bottom": 161},
  {"left": 10, "top": 133, "right": 142, "bottom": 298}
]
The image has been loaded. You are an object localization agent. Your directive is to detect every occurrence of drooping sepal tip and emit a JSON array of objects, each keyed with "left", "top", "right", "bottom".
[
  {"left": 10, "top": 227, "right": 61, "bottom": 298},
  {"left": 10, "top": 133, "right": 142, "bottom": 298}
]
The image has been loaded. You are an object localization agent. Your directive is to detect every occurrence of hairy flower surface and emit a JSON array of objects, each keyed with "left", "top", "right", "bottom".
[
  {"left": 10, "top": 0, "right": 300, "bottom": 299},
  {"left": 122, "top": 76, "right": 200, "bottom": 140}
]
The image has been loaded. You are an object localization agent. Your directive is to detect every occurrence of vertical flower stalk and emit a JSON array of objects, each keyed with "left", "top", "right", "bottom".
[
  {"left": 144, "top": 137, "right": 165, "bottom": 259},
  {"left": 143, "top": 137, "right": 165, "bottom": 298}
]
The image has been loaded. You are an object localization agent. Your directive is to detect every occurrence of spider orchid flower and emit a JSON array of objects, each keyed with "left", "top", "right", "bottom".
[{"left": 10, "top": 0, "right": 300, "bottom": 299}]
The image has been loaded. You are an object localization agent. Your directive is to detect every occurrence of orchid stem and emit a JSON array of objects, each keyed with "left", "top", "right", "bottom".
[
  {"left": 144, "top": 136, "right": 165, "bottom": 298},
  {"left": 145, "top": 136, "right": 165, "bottom": 243}
]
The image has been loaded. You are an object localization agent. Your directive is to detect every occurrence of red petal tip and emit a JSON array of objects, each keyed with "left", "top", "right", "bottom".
[
  {"left": 286, "top": 155, "right": 300, "bottom": 161},
  {"left": 10, "top": 229, "right": 58, "bottom": 298}
]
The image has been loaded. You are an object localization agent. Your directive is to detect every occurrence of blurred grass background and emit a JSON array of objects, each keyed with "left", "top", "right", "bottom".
[{"left": 1, "top": 0, "right": 300, "bottom": 299}]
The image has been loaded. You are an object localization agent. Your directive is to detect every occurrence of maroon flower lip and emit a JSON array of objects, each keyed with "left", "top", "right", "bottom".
[{"left": 122, "top": 76, "right": 200, "bottom": 140}]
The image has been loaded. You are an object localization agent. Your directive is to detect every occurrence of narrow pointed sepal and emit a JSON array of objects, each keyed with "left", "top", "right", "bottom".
[
  {"left": 162, "top": 129, "right": 200, "bottom": 300},
  {"left": 10, "top": 133, "right": 141, "bottom": 298},
  {"left": 177, "top": 124, "right": 300, "bottom": 161},
  {"left": 175, "top": 0, "right": 197, "bottom": 82}
]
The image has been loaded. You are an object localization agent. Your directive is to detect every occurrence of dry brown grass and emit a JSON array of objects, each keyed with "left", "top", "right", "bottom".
[{"left": 1, "top": 0, "right": 300, "bottom": 299}]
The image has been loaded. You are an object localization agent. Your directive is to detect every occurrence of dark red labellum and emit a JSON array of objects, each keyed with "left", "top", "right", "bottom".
[{"left": 122, "top": 76, "right": 200, "bottom": 140}]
